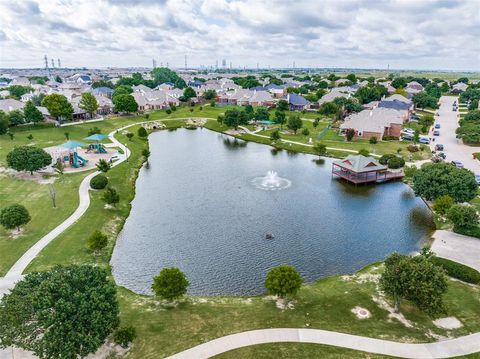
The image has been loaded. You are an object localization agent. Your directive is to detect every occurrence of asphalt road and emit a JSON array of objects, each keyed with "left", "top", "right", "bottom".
[{"left": 430, "top": 96, "right": 480, "bottom": 174}]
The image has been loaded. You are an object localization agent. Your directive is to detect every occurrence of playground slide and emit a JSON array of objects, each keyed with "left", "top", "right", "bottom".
[
  {"left": 98, "top": 145, "right": 107, "bottom": 154},
  {"left": 77, "top": 155, "right": 88, "bottom": 167}
]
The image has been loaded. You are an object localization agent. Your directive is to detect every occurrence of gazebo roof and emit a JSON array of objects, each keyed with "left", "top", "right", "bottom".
[{"left": 333, "top": 155, "right": 387, "bottom": 173}]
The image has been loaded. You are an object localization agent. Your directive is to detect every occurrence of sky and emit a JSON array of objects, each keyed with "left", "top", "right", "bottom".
[{"left": 0, "top": 0, "right": 479, "bottom": 71}]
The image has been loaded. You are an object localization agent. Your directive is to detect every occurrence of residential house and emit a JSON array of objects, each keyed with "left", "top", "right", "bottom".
[
  {"left": 265, "top": 84, "right": 286, "bottom": 98},
  {"left": 94, "top": 95, "right": 114, "bottom": 115},
  {"left": 339, "top": 107, "right": 405, "bottom": 140},
  {"left": 405, "top": 81, "right": 424, "bottom": 97},
  {"left": 132, "top": 84, "right": 152, "bottom": 93},
  {"left": 378, "top": 94, "right": 413, "bottom": 117},
  {"left": 284, "top": 93, "right": 310, "bottom": 111},
  {"left": 318, "top": 86, "right": 355, "bottom": 105},
  {"left": 452, "top": 82, "right": 468, "bottom": 92},
  {"left": 9, "top": 77, "right": 30, "bottom": 86},
  {"left": 91, "top": 87, "right": 114, "bottom": 98},
  {"left": 0, "top": 99, "right": 25, "bottom": 112},
  {"left": 248, "top": 90, "right": 274, "bottom": 107}
]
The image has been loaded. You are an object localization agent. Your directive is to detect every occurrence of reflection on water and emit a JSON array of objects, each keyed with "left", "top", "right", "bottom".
[
  {"left": 312, "top": 158, "right": 326, "bottom": 166},
  {"left": 270, "top": 148, "right": 282, "bottom": 156},
  {"left": 112, "top": 129, "right": 432, "bottom": 296}
]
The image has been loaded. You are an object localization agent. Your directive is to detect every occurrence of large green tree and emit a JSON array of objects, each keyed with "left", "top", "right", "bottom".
[
  {"left": 150, "top": 67, "right": 186, "bottom": 88},
  {"left": 0, "top": 265, "right": 119, "bottom": 359},
  {"left": 287, "top": 115, "right": 303, "bottom": 134},
  {"left": 264, "top": 265, "right": 303, "bottom": 298},
  {"left": 412, "top": 91, "right": 439, "bottom": 109},
  {"left": 0, "top": 204, "right": 31, "bottom": 231},
  {"left": 152, "top": 267, "right": 189, "bottom": 301},
  {"left": 113, "top": 94, "right": 138, "bottom": 113},
  {"left": 255, "top": 107, "right": 270, "bottom": 121},
  {"left": 79, "top": 92, "right": 99, "bottom": 118},
  {"left": 464, "top": 110, "right": 480, "bottom": 122},
  {"left": 182, "top": 87, "right": 196, "bottom": 100},
  {"left": 23, "top": 101, "right": 44, "bottom": 123},
  {"left": 41, "top": 94, "right": 74, "bottom": 121},
  {"left": 412, "top": 163, "right": 477, "bottom": 202},
  {"left": 318, "top": 102, "right": 339, "bottom": 116},
  {"left": 355, "top": 85, "right": 388, "bottom": 104},
  {"left": 380, "top": 252, "right": 447, "bottom": 315},
  {"left": 277, "top": 99, "right": 289, "bottom": 112},
  {"left": 6, "top": 146, "right": 52, "bottom": 175},
  {"left": 7, "top": 110, "right": 25, "bottom": 126},
  {"left": 8, "top": 85, "right": 33, "bottom": 99},
  {"left": 223, "top": 109, "right": 248, "bottom": 129},
  {"left": 456, "top": 122, "right": 480, "bottom": 143},
  {"left": 447, "top": 204, "right": 478, "bottom": 232},
  {"left": 0, "top": 110, "right": 8, "bottom": 135}
]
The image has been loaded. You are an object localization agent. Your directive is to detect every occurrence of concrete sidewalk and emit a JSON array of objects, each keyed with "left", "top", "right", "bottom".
[
  {"left": 166, "top": 328, "right": 480, "bottom": 359},
  {"left": 431, "top": 230, "right": 480, "bottom": 271}
]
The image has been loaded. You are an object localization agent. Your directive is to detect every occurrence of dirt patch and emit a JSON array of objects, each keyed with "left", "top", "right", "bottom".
[
  {"left": 372, "top": 294, "right": 414, "bottom": 328},
  {"left": 85, "top": 341, "right": 130, "bottom": 359},
  {"left": 433, "top": 317, "right": 463, "bottom": 330},
  {"left": 9, "top": 228, "right": 25, "bottom": 239},
  {"left": 0, "top": 167, "right": 57, "bottom": 184}
]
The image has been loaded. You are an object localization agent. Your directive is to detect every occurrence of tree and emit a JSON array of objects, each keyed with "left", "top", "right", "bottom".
[
  {"left": 8, "top": 110, "right": 25, "bottom": 126},
  {"left": 126, "top": 132, "right": 134, "bottom": 141},
  {"left": 380, "top": 252, "right": 447, "bottom": 315},
  {"left": 264, "top": 265, "right": 303, "bottom": 298},
  {"left": 346, "top": 73, "right": 356, "bottom": 82},
  {"left": 151, "top": 67, "right": 186, "bottom": 88},
  {"left": 244, "top": 105, "right": 255, "bottom": 120},
  {"left": 0, "top": 110, "right": 8, "bottom": 135},
  {"left": 0, "top": 204, "right": 31, "bottom": 231},
  {"left": 96, "top": 159, "right": 111, "bottom": 173},
  {"left": 90, "top": 174, "right": 108, "bottom": 189},
  {"left": 142, "top": 148, "right": 151, "bottom": 166},
  {"left": 138, "top": 126, "right": 148, "bottom": 138},
  {"left": 277, "top": 99, "right": 289, "bottom": 112},
  {"left": 387, "top": 156, "right": 405, "bottom": 169},
  {"left": 391, "top": 77, "right": 407, "bottom": 89},
  {"left": 456, "top": 122, "right": 480, "bottom": 143},
  {"left": 42, "top": 94, "right": 74, "bottom": 121},
  {"left": 255, "top": 107, "right": 270, "bottom": 121},
  {"left": 345, "top": 128, "right": 355, "bottom": 141},
  {"left": 91, "top": 79, "right": 114, "bottom": 89},
  {"left": 447, "top": 204, "right": 478, "bottom": 231},
  {"left": 318, "top": 102, "right": 339, "bottom": 116},
  {"left": 274, "top": 110, "right": 286, "bottom": 128},
  {"left": 355, "top": 85, "right": 388, "bottom": 104},
  {"left": 6, "top": 146, "right": 52, "bottom": 175},
  {"left": 8, "top": 85, "right": 33, "bottom": 99},
  {"left": 313, "top": 142, "right": 327, "bottom": 156},
  {"left": 152, "top": 267, "right": 189, "bottom": 301},
  {"left": 223, "top": 109, "right": 248, "bottom": 130},
  {"left": 0, "top": 265, "right": 119, "bottom": 359},
  {"left": 113, "top": 94, "right": 138, "bottom": 113},
  {"left": 412, "top": 163, "right": 478, "bottom": 202},
  {"left": 468, "top": 100, "right": 479, "bottom": 111},
  {"left": 287, "top": 115, "right": 302, "bottom": 134},
  {"left": 103, "top": 187, "right": 120, "bottom": 207},
  {"left": 369, "top": 136, "right": 378, "bottom": 144},
  {"left": 463, "top": 110, "right": 480, "bottom": 122},
  {"left": 113, "top": 326, "right": 136, "bottom": 348},
  {"left": 412, "top": 91, "right": 439, "bottom": 109},
  {"left": 182, "top": 87, "right": 196, "bottom": 100},
  {"left": 270, "top": 129, "right": 281, "bottom": 141},
  {"left": 79, "top": 92, "right": 99, "bottom": 119},
  {"left": 112, "top": 85, "right": 133, "bottom": 99},
  {"left": 301, "top": 127, "right": 310, "bottom": 136},
  {"left": 23, "top": 101, "right": 43, "bottom": 123},
  {"left": 432, "top": 195, "right": 454, "bottom": 215},
  {"left": 202, "top": 89, "right": 217, "bottom": 100},
  {"left": 87, "top": 230, "right": 108, "bottom": 251}
]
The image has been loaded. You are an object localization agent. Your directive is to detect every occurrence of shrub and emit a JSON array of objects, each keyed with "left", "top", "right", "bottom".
[
  {"left": 403, "top": 165, "right": 417, "bottom": 178},
  {"left": 189, "top": 108, "right": 194, "bottom": 112},
  {"left": 447, "top": 204, "right": 478, "bottom": 231},
  {"left": 432, "top": 195, "right": 454, "bottom": 215},
  {"left": 383, "top": 135, "right": 399, "bottom": 141},
  {"left": 90, "top": 174, "right": 108, "bottom": 190},
  {"left": 265, "top": 265, "right": 303, "bottom": 298},
  {"left": 103, "top": 187, "right": 120, "bottom": 207},
  {"left": 387, "top": 156, "right": 405, "bottom": 169},
  {"left": 379, "top": 154, "right": 396, "bottom": 165},
  {"left": 345, "top": 128, "right": 355, "bottom": 141},
  {"left": 431, "top": 257, "right": 480, "bottom": 284},
  {"left": 87, "top": 230, "right": 108, "bottom": 251},
  {"left": 369, "top": 136, "right": 377, "bottom": 144},
  {"left": 358, "top": 148, "right": 369, "bottom": 156},
  {"left": 152, "top": 267, "right": 189, "bottom": 301},
  {"left": 165, "top": 109, "right": 172, "bottom": 114},
  {"left": 170, "top": 105, "right": 177, "bottom": 111},
  {"left": 270, "top": 129, "right": 280, "bottom": 141},
  {"left": 113, "top": 326, "right": 137, "bottom": 348},
  {"left": 137, "top": 127, "right": 148, "bottom": 138},
  {"left": 407, "top": 145, "right": 419, "bottom": 152},
  {"left": 301, "top": 127, "right": 310, "bottom": 136}
]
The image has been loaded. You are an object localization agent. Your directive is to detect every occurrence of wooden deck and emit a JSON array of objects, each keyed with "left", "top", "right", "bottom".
[{"left": 332, "top": 169, "right": 404, "bottom": 184}]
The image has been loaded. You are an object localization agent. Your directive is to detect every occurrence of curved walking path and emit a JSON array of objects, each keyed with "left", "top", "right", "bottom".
[{"left": 166, "top": 328, "right": 480, "bottom": 359}]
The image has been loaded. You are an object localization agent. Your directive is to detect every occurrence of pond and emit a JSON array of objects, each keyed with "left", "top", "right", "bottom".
[{"left": 111, "top": 128, "right": 433, "bottom": 296}]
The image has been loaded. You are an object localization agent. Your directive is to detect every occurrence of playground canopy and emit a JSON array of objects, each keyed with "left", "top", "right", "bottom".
[
  {"left": 59, "top": 140, "right": 87, "bottom": 149},
  {"left": 84, "top": 134, "right": 108, "bottom": 141}
]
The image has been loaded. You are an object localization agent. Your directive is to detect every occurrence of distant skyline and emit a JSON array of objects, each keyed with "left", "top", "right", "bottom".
[{"left": 1, "top": 0, "right": 479, "bottom": 71}]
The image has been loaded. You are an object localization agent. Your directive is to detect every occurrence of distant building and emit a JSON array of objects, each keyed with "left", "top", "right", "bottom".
[
  {"left": 284, "top": 93, "right": 310, "bottom": 111},
  {"left": 0, "top": 99, "right": 25, "bottom": 112}
]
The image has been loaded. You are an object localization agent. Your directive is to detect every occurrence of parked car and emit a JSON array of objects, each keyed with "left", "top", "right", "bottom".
[
  {"left": 476, "top": 174, "right": 480, "bottom": 185},
  {"left": 453, "top": 107, "right": 457, "bottom": 111},
  {"left": 451, "top": 160, "right": 464, "bottom": 168},
  {"left": 401, "top": 134, "right": 414, "bottom": 141},
  {"left": 410, "top": 114, "right": 420, "bottom": 121},
  {"left": 419, "top": 137, "right": 430, "bottom": 144},
  {"left": 433, "top": 130, "right": 440, "bottom": 136},
  {"left": 434, "top": 123, "right": 441, "bottom": 129},
  {"left": 401, "top": 128, "right": 415, "bottom": 135},
  {"left": 437, "top": 152, "right": 446, "bottom": 159},
  {"left": 435, "top": 144, "right": 444, "bottom": 151}
]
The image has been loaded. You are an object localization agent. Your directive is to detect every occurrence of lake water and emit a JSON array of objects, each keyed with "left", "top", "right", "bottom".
[{"left": 111, "top": 129, "right": 433, "bottom": 296}]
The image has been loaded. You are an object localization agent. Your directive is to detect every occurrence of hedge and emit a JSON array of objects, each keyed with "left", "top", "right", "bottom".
[
  {"left": 432, "top": 257, "right": 480, "bottom": 284},
  {"left": 90, "top": 174, "right": 108, "bottom": 190}
]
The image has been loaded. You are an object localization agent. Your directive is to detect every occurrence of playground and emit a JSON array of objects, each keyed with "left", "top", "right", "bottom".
[{"left": 44, "top": 134, "right": 121, "bottom": 173}]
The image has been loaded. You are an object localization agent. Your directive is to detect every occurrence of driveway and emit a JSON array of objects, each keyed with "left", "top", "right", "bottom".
[{"left": 430, "top": 96, "right": 480, "bottom": 173}]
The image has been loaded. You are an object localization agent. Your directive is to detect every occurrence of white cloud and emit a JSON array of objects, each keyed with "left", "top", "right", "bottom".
[{"left": 0, "top": 0, "right": 478, "bottom": 70}]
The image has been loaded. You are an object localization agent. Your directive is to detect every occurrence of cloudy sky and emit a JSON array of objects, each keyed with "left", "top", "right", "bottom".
[{"left": 0, "top": 0, "right": 479, "bottom": 70}]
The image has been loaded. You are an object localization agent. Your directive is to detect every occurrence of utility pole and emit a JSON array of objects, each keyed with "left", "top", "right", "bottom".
[
  {"left": 184, "top": 55, "right": 187, "bottom": 70},
  {"left": 44, "top": 55, "right": 49, "bottom": 69},
  {"left": 51, "top": 58, "right": 55, "bottom": 68},
  {"left": 152, "top": 58, "right": 157, "bottom": 69},
  {"left": 57, "top": 58, "right": 61, "bottom": 68}
]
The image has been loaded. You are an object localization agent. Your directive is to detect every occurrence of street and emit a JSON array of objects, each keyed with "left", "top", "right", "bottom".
[{"left": 429, "top": 96, "right": 480, "bottom": 174}]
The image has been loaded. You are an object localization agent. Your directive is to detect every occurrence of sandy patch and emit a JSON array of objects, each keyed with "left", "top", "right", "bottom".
[
  {"left": 341, "top": 273, "right": 380, "bottom": 284},
  {"left": 351, "top": 306, "right": 371, "bottom": 319},
  {"left": 85, "top": 341, "right": 129, "bottom": 359},
  {"left": 9, "top": 228, "right": 25, "bottom": 239},
  {"left": 433, "top": 317, "right": 463, "bottom": 329},
  {"left": 275, "top": 297, "right": 295, "bottom": 310},
  {"left": 0, "top": 167, "right": 57, "bottom": 184},
  {"left": 372, "top": 294, "right": 413, "bottom": 328}
]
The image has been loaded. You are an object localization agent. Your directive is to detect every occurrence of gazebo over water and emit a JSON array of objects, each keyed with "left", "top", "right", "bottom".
[{"left": 332, "top": 155, "right": 403, "bottom": 184}]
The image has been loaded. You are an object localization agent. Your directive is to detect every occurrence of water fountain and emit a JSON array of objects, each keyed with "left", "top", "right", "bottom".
[{"left": 252, "top": 171, "right": 292, "bottom": 191}]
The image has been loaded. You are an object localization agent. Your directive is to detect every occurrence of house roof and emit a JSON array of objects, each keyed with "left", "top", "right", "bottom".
[
  {"left": 0, "top": 99, "right": 25, "bottom": 112},
  {"left": 333, "top": 155, "right": 387, "bottom": 173},
  {"left": 339, "top": 107, "right": 405, "bottom": 134},
  {"left": 92, "top": 86, "right": 114, "bottom": 94},
  {"left": 378, "top": 94, "right": 412, "bottom": 111},
  {"left": 286, "top": 93, "right": 310, "bottom": 106}
]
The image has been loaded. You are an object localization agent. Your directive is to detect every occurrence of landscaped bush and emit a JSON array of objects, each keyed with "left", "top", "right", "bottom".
[
  {"left": 447, "top": 204, "right": 478, "bottom": 231},
  {"left": 407, "top": 145, "right": 419, "bottom": 152},
  {"left": 90, "top": 174, "right": 108, "bottom": 189},
  {"left": 387, "top": 156, "right": 405, "bottom": 169},
  {"left": 432, "top": 195, "right": 454, "bottom": 215},
  {"left": 358, "top": 149, "right": 369, "bottom": 156},
  {"left": 113, "top": 326, "right": 137, "bottom": 348},
  {"left": 432, "top": 257, "right": 480, "bottom": 284},
  {"left": 383, "top": 135, "right": 399, "bottom": 141},
  {"left": 369, "top": 136, "right": 377, "bottom": 144},
  {"left": 379, "top": 154, "right": 396, "bottom": 165},
  {"left": 165, "top": 109, "right": 172, "bottom": 114}
]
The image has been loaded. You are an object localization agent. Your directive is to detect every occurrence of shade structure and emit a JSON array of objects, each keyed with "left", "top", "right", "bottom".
[
  {"left": 58, "top": 140, "right": 87, "bottom": 149},
  {"left": 84, "top": 134, "right": 108, "bottom": 141}
]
